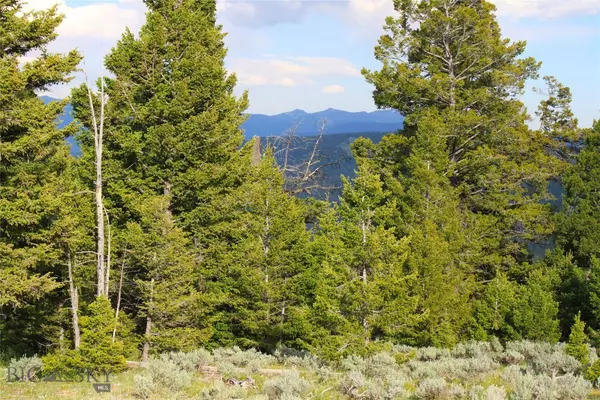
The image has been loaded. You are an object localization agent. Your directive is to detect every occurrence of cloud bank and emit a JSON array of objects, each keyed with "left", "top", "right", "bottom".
[{"left": 230, "top": 56, "right": 360, "bottom": 87}]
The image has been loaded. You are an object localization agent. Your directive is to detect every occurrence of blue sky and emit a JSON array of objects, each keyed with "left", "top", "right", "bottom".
[{"left": 28, "top": 0, "right": 600, "bottom": 127}]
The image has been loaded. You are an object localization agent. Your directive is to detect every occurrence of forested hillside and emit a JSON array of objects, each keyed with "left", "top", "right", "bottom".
[{"left": 1, "top": 0, "right": 599, "bottom": 398}]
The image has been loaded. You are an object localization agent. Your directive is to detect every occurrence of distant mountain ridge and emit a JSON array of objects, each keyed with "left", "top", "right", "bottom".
[
  {"left": 243, "top": 108, "right": 404, "bottom": 137},
  {"left": 42, "top": 96, "right": 404, "bottom": 139}
]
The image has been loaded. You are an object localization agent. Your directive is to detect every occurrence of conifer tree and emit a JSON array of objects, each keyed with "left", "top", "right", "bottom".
[
  {"left": 554, "top": 119, "right": 600, "bottom": 336},
  {"left": 91, "top": 0, "right": 249, "bottom": 234},
  {"left": 0, "top": 0, "right": 81, "bottom": 310},
  {"left": 70, "top": 0, "right": 249, "bottom": 354},
  {"left": 566, "top": 312, "right": 590, "bottom": 366},
  {"left": 310, "top": 160, "right": 423, "bottom": 355},
  {"left": 557, "top": 120, "right": 600, "bottom": 267},
  {"left": 201, "top": 145, "right": 315, "bottom": 350},
  {"left": 124, "top": 195, "right": 204, "bottom": 359},
  {"left": 360, "top": 0, "right": 564, "bottom": 342},
  {"left": 362, "top": 0, "right": 561, "bottom": 270}
]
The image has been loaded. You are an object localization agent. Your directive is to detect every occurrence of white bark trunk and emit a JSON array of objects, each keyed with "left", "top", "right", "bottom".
[
  {"left": 67, "top": 250, "right": 81, "bottom": 349},
  {"left": 104, "top": 206, "right": 111, "bottom": 296},
  {"left": 112, "top": 259, "right": 125, "bottom": 343},
  {"left": 142, "top": 278, "right": 154, "bottom": 362},
  {"left": 86, "top": 72, "right": 106, "bottom": 297}
]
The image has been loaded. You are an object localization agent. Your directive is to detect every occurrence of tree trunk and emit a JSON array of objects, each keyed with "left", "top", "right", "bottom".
[
  {"left": 87, "top": 74, "right": 106, "bottom": 297},
  {"left": 141, "top": 278, "right": 154, "bottom": 362},
  {"left": 104, "top": 207, "right": 111, "bottom": 296},
  {"left": 252, "top": 136, "right": 261, "bottom": 166},
  {"left": 112, "top": 259, "right": 125, "bottom": 343},
  {"left": 67, "top": 249, "right": 81, "bottom": 349},
  {"left": 360, "top": 212, "right": 369, "bottom": 345}
]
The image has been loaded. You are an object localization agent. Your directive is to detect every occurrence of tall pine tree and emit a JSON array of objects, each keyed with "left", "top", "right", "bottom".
[
  {"left": 360, "top": 0, "right": 564, "bottom": 342},
  {"left": 0, "top": 0, "right": 81, "bottom": 354}
]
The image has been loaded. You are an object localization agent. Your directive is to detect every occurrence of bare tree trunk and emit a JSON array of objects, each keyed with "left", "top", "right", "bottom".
[
  {"left": 104, "top": 206, "right": 111, "bottom": 296},
  {"left": 112, "top": 259, "right": 125, "bottom": 343},
  {"left": 142, "top": 278, "right": 154, "bottom": 362},
  {"left": 360, "top": 210, "right": 369, "bottom": 345},
  {"left": 59, "top": 327, "right": 65, "bottom": 352},
  {"left": 86, "top": 72, "right": 106, "bottom": 297},
  {"left": 251, "top": 136, "right": 261, "bottom": 166},
  {"left": 67, "top": 249, "right": 81, "bottom": 349}
]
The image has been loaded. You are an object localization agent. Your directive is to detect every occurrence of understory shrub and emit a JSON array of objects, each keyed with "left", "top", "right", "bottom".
[
  {"left": 148, "top": 356, "right": 194, "bottom": 392},
  {"left": 132, "top": 374, "right": 155, "bottom": 399},
  {"left": 415, "top": 377, "right": 447, "bottom": 399},
  {"left": 41, "top": 296, "right": 127, "bottom": 376},
  {"left": 263, "top": 370, "right": 309, "bottom": 399},
  {"left": 213, "top": 346, "right": 274, "bottom": 372},
  {"left": 121, "top": 342, "right": 593, "bottom": 399},
  {"left": 585, "top": 358, "right": 600, "bottom": 386},
  {"left": 8, "top": 355, "right": 43, "bottom": 381}
]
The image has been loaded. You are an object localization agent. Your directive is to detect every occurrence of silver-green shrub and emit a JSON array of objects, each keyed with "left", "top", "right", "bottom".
[
  {"left": 163, "top": 349, "right": 212, "bottom": 372},
  {"left": 416, "top": 347, "right": 451, "bottom": 361},
  {"left": 529, "top": 350, "right": 580, "bottom": 376},
  {"left": 486, "top": 385, "right": 506, "bottom": 400},
  {"left": 8, "top": 355, "right": 43, "bottom": 382},
  {"left": 448, "top": 383, "right": 466, "bottom": 399},
  {"left": 415, "top": 377, "right": 447, "bottom": 399},
  {"left": 213, "top": 346, "right": 274, "bottom": 372},
  {"left": 148, "top": 356, "right": 193, "bottom": 392},
  {"left": 263, "top": 370, "right": 309, "bottom": 400},
  {"left": 132, "top": 374, "right": 156, "bottom": 399}
]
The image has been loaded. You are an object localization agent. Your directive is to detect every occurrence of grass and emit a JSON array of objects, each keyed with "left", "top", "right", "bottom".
[{"left": 0, "top": 342, "right": 598, "bottom": 399}]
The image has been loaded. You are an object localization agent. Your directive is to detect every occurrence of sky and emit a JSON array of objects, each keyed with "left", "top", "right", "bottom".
[{"left": 23, "top": 0, "right": 600, "bottom": 127}]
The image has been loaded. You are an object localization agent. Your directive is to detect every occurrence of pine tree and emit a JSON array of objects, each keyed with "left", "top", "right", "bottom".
[
  {"left": 552, "top": 118, "right": 600, "bottom": 336},
  {"left": 566, "top": 312, "right": 589, "bottom": 366},
  {"left": 557, "top": 119, "right": 600, "bottom": 266},
  {"left": 124, "top": 195, "right": 205, "bottom": 359},
  {"left": 0, "top": 0, "right": 81, "bottom": 310},
  {"left": 360, "top": 0, "right": 565, "bottom": 342},
  {"left": 70, "top": 0, "right": 249, "bottom": 355},
  {"left": 363, "top": 0, "right": 561, "bottom": 271},
  {"left": 309, "top": 160, "right": 423, "bottom": 355},
  {"left": 200, "top": 145, "right": 316, "bottom": 351}
]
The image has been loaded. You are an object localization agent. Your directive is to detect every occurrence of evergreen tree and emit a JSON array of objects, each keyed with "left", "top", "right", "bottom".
[
  {"left": 70, "top": 0, "right": 249, "bottom": 355},
  {"left": 360, "top": 0, "right": 564, "bottom": 342},
  {"left": 124, "top": 195, "right": 205, "bottom": 359},
  {"left": 0, "top": 0, "right": 81, "bottom": 310},
  {"left": 201, "top": 145, "right": 315, "bottom": 351},
  {"left": 90, "top": 0, "right": 249, "bottom": 234},
  {"left": 557, "top": 120, "right": 600, "bottom": 267},
  {"left": 310, "top": 160, "right": 423, "bottom": 356},
  {"left": 0, "top": 0, "right": 81, "bottom": 356},
  {"left": 42, "top": 296, "right": 127, "bottom": 375},
  {"left": 566, "top": 312, "right": 589, "bottom": 366},
  {"left": 553, "top": 119, "right": 600, "bottom": 336}
]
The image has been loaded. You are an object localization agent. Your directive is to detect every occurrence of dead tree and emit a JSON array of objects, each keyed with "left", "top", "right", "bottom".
[
  {"left": 270, "top": 119, "right": 345, "bottom": 196},
  {"left": 66, "top": 249, "right": 80, "bottom": 349},
  {"left": 84, "top": 71, "right": 109, "bottom": 297}
]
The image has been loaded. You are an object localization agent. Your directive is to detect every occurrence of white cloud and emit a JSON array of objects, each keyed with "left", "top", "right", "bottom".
[
  {"left": 502, "top": 22, "right": 600, "bottom": 42},
  {"left": 216, "top": 0, "right": 343, "bottom": 27},
  {"left": 22, "top": 0, "right": 145, "bottom": 39},
  {"left": 493, "top": 0, "right": 600, "bottom": 18},
  {"left": 229, "top": 56, "right": 361, "bottom": 87},
  {"left": 322, "top": 84, "right": 346, "bottom": 94}
]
